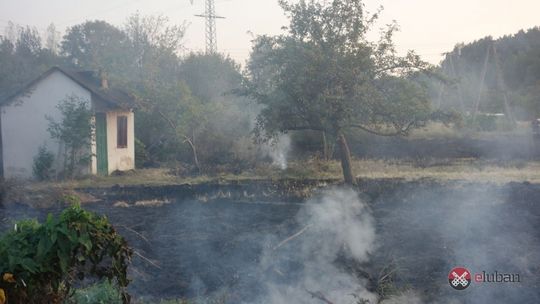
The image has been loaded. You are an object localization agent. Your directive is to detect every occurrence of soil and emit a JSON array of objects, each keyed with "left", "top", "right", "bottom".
[{"left": 1, "top": 179, "right": 539, "bottom": 303}]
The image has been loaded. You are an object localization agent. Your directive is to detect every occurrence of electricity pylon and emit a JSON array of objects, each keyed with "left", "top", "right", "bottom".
[{"left": 195, "top": 0, "right": 225, "bottom": 54}]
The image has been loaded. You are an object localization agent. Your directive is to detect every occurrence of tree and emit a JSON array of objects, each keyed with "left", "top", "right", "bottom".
[
  {"left": 61, "top": 20, "right": 130, "bottom": 74},
  {"left": 180, "top": 53, "right": 242, "bottom": 103},
  {"left": 121, "top": 14, "right": 206, "bottom": 171},
  {"left": 0, "top": 23, "right": 58, "bottom": 100},
  {"left": 244, "top": 0, "right": 432, "bottom": 184},
  {"left": 123, "top": 13, "right": 186, "bottom": 83},
  {"left": 0, "top": 24, "right": 60, "bottom": 101},
  {"left": 135, "top": 79, "right": 207, "bottom": 173},
  {"left": 179, "top": 53, "right": 256, "bottom": 168},
  {"left": 47, "top": 96, "right": 94, "bottom": 178}
]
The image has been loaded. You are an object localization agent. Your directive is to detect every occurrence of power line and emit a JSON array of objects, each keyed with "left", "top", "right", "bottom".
[{"left": 194, "top": 0, "right": 225, "bottom": 54}]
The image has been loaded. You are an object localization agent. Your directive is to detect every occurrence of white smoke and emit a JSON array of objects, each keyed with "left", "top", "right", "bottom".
[
  {"left": 263, "top": 134, "right": 291, "bottom": 170},
  {"left": 257, "top": 187, "right": 378, "bottom": 304}
]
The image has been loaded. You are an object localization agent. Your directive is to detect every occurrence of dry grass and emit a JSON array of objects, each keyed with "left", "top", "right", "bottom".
[
  {"left": 408, "top": 121, "right": 533, "bottom": 140},
  {"left": 281, "top": 158, "right": 540, "bottom": 184},
  {"left": 25, "top": 158, "right": 540, "bottom": 190},
  {"left": 350, "top": 158, "right": 540, "bottom": 183}
]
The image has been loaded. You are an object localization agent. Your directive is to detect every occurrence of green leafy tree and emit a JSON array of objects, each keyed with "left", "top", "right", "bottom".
[
  {"left": 244, "top": 0, "right": 432, "bottom": 184},
  {"left": 47, "top": 95, "right": 94, "bottom": 178},
  {"left": 124, "top": 13, "right": 185, "bottom": 65},
  {"left": 61, "top": 20, "right": 130, "bottom": 74},
  {"left": 180, "top": 53, "right": 243, "bottom": 103},
  {"left": 0, "top": 25, "right": 60, "bottom": 101},
  {"left": 137, "top": 80, "right": 207, "bottom": 172}
]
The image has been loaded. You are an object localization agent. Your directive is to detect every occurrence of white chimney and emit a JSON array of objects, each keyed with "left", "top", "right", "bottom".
[{"left": 100, "top": 70, "right": 109, "bottom": 89}]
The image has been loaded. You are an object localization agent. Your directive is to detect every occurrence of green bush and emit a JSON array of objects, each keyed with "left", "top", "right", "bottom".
[
  {"left": 0, "top": 202, "right": 132, "bottom": 304},
  {"left": 32, "top": 145, "right": 55, "bottom": 181},
  {"left": 135, "top": 138, "right": 149, "bottom": 168}
]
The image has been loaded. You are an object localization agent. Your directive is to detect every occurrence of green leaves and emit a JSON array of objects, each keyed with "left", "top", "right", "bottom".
[
  {"left": 246, "top": 0, "right": 432, "bottom": 139},
  {"left": 46, "top": 95, "right": 94, "bottom": 178},
  {"left": 0, "top": 202, "right": 132, "bottom": 304}
]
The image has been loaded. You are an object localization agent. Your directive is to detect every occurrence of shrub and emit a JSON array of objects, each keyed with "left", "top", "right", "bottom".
[
  {"left": 0, "top": 202, "right": 132, "bottom": 304},
  {"left": 135, "top": 138, "right": 149, "bottom": 168},
  {"left": 32, "top": 145, "right": 55, "bottom": 181}
]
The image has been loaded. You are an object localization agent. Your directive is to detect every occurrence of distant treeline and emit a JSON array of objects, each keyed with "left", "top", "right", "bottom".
[{"left": 433, "top": 27, "right": 540, "bottom": 120}]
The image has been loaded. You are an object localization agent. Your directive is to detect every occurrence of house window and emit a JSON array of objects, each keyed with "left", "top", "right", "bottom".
[{"left": 117, "top": 116, "right": 128, "bottom": 148}]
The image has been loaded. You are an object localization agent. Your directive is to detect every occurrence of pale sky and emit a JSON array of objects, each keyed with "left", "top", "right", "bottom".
[{"left": 1, "top": 0, "right": 539, "bottom": 65}]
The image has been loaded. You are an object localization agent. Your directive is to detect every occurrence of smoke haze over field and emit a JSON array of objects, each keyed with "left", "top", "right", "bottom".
[{"left": 373, "top": 182, "right": 540, "bottom": 304}]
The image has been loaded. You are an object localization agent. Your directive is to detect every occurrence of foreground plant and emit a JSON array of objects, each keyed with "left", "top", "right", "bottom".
[{"left": 0, "top": 203, "right": 132, "bottom": 304}]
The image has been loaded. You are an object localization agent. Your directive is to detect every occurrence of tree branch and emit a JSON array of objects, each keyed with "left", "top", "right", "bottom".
[
  {"left": 306, "top": 290, "right": 334, "bottom": 304},
  {"left": 373, "top": 62, "right": 422, "bottom": 75},
  {"left": 347, "top": 121, "right": 416, "bottom": 137},
  {"left": 284, "top": 126, "right": 325, "bottom": 132},
  {"left": 157, "top": 110, "right": 200, "bottom": 171},
  {"left": 157, "top": 110, "right": 192, "bottom": 143}
]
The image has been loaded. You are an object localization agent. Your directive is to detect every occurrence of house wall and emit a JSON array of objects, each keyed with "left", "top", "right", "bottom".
[
  {"left": 105, "top": 111, "right": 135, "bottom": 174},
  {"left": 1, "top": 71, "right": 92, "bottom": 179}
]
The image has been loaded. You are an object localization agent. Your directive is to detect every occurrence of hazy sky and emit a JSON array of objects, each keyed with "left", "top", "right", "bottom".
[{"left": 1, "top": 0, "right": 539, "bottom": 65}]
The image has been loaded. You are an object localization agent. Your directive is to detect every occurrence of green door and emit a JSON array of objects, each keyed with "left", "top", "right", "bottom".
[{"left": 95, "top": 113, "right": 108, "bottom": 175}]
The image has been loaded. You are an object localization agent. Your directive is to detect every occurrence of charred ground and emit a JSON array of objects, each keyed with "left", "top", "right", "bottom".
[{"left": 1, "top": 179, "right": 539, "bottom": 303}]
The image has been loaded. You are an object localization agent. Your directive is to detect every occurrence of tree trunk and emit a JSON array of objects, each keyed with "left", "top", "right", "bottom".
[
  {"left": 337, "top": 132, "right": 355, "bottom": 185},
  {"left": 69, "top": 147, "right": 76, "bottom": 179},
  {"left": 322, "top": 131, "right": 329, "bottom": 160},
  {"left": 185, "top": 137, "right": 201, "bottom": 174},
  {"left": 191, "top": 145, "right": 200, "bottom": 173},
  {"left": 322, "top": 131, "right": 334, "bottom": 161}
]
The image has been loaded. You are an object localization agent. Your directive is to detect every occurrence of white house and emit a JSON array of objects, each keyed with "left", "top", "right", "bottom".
[{"left": 0, "top": 67, "right": 136, "bottom": 179}]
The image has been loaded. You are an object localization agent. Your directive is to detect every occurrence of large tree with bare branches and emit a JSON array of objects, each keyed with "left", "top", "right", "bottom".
[{"left": 244, "top": 0, "right": 432, "bottom": 184}]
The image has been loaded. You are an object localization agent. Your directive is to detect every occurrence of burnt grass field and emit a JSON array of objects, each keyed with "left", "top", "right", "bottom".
[{"left": 2, "top": 180, "right": 540, "bottom": 303}]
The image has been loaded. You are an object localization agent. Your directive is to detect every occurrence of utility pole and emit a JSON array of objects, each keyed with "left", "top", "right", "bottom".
[
  {"left": 492, "top": 43, "right": 515, "bottom": 125},
  {"left": 447, "top": 52, "right": 467, "bottom": 113},
  {"left": 195, "top": 0, "right": 225, "bottom": 54},
  {"left": 472, "top": 42, "right": 492, "bottom": 121}
]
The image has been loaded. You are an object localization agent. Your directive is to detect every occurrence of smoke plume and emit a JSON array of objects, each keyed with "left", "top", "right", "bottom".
[{"left": 257, "top": 187, "right": 377, "bottom": 304}]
